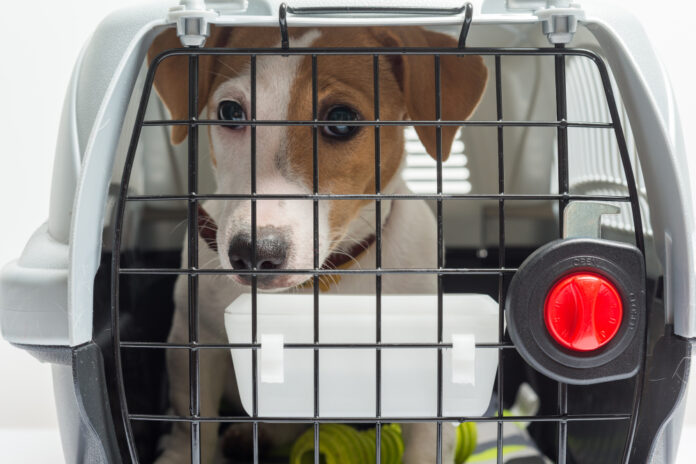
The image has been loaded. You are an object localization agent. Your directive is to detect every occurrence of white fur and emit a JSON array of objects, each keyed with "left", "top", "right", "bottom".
[{"left": 208, "top": 31, "right": 328, "bottom": 289}]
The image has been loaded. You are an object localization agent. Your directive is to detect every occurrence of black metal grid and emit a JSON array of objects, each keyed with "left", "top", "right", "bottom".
[{"left": 109, "top": 20, "right": 647, "bottom": 464}]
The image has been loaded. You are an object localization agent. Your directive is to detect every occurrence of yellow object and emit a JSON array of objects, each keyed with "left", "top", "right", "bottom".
[
  {"left": 289, "top": 422, "right": 477, "bottom": 464},
  {"left": 289, "top": 424, "right": 403, "bottom": 464},
  {"left": 455, "top": 422, "right": 478, "bottom": 464}
]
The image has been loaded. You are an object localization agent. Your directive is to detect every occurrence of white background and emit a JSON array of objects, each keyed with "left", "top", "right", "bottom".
[{"left": 0, "top": 0, "right": 695, "bottom": 462}]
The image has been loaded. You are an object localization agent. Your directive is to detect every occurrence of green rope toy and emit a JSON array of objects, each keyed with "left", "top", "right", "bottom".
[{"left": 289, "top": 422, "right": 477, "bottom": 464}]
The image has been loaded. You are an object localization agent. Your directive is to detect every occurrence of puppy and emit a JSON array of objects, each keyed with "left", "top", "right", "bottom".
[{"left": 149, "top": 25, "right": 486, "bottom": 464}]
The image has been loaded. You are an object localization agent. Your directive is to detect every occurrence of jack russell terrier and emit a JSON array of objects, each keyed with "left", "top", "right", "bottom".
[{"left": 149, "top": 25, "right": 486, "bottom": 464}]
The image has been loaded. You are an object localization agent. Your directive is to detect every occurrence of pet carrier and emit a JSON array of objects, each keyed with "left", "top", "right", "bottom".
[{"left": 1, "top": 0, "right": 694, "bottom": 463}]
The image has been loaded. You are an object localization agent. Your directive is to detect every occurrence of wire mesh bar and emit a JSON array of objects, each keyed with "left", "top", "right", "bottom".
[
  {"left": 434, "top": 53, "right": 444, "bottom": 464},
  {"left": 373, "top": 53, "right": 383, "bottom": 464},
  {"left": 141, "top": 118, "right": 614, "bottom": 128},
  {"left": 186, "top": 53, "right": 201, "bottom": 464},
  {"left": 252, "top": 422, "right": 259, "bottom": 464},
  {"left": 128, "top": 413, "right": 633, "bottom": 424},
  {"left": 311, "top": 53, "right": 321, "bottom": 464},
  {"left": 554, "top": 43, "right": 569, "bottom": 464},
  {"left": 125, "top": 193, "right": 633, "bottom": 202},
  {"left": 119, "top": 267, "right": 521, "bottom": 276},
  {"left": 555, "top": 46, "right": 569, "bottom": 236},
  {"left": 120, "top": 341, "right": 517, "bottom": 350},
  {"left": 148, "top": 45, "right": 624, "bottom": 59},
  {"left": 250, "top": 53, "right": 260, "bottom": 464},
  {"left": 495, "top": 54, "right": 505, "bottom": 464},
  {"left": 558, "top": 382, "right": 568, "bottom": 464}
]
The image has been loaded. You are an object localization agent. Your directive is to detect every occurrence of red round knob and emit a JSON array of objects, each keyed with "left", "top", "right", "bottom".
[{"left": 544, "top": 272, "right": 623, "bottom": 351}]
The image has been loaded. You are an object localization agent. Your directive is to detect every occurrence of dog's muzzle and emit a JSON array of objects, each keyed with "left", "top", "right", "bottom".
[
  {"left": 228, "top": 227, "right": 289, "bottom": 285},
  {"left": 197, "top": 204, "right": 377, "bottom": 290}
]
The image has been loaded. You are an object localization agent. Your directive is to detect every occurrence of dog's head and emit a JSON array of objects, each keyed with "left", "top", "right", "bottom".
[{"left": 148, "top": 26, "right": 487, "bottom": 290}]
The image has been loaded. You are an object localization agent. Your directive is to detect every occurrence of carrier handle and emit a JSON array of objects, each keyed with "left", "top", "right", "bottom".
[{"left": 278, "top": 2, "right": 474, "bottom": 49}]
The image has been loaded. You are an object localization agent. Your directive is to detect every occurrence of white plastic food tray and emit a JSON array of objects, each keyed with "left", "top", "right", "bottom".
[{"left": 225, "top": 293, "right": 499, "bottom": 418}]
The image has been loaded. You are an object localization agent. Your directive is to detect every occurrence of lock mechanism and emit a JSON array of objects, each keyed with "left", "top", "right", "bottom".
[{"left": 505, "top": 202, "right": 646, "bottom": 384}]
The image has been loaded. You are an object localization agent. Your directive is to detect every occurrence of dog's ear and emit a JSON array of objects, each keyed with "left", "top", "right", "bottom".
[
  {"left": 148, "top": 26, "right": 230, "bottom": 145},
  {"left": 371, "top": 28, "right": 487, "bottom": 161}
]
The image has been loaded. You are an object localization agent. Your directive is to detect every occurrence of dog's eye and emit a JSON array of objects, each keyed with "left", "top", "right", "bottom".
[
  {"left": 217, "top": 100, "right": 246, "bottom": 129},
  {"left": 323, "top": 106, "right": 360, "bottom": 139}
]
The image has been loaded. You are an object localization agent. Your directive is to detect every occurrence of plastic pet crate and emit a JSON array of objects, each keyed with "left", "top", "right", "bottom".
[{"left": 1, "top": 1, "right": 694, "bottom": 463}]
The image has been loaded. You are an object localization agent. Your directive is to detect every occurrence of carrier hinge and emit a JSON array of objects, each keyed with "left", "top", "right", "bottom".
[
  {"left": 534, "top": 0, "right": 585, "bottom": 45},
  {"left": 167, "top": 0, "right": 220, "bottom": 47}
]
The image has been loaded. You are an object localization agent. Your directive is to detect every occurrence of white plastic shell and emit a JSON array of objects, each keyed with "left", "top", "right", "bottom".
[{"left": 0, "top": 0, "right": 693, "bottom": 348}]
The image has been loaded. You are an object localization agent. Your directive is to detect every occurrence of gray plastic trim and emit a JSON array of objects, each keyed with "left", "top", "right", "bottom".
[
  {"left": 69, "top": 6, "right": 169, "bottom": 345},
  {"left": 12, "top": 343, "right": 72, "bottom": 366},
  {"left": 0, "top": 224, "right": 70, "bottom": 345},
  {"left": 581, "top": 0, "right": 695, "bottom": 337},
  {"left": 52, "top": 343, "right": 122, "bottom": 464}
]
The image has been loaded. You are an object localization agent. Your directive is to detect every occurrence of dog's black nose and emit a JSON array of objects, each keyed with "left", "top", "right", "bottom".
[{"left": 228, "top": 228, "right": 288, "bottom": 275}]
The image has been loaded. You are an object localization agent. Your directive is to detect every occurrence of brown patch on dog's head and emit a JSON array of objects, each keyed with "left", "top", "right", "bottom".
[
  {"left": 283, "top": 27, "right": 488, "bottom": 245},
  {"left": 147, "top": 26, "right": 232, "bottom": 145},
  {"left": 375, "top": 27, "right": 488, "bottom": 161},
  {"left": 147, "top": 27, "right": 321, "bottom": 160}
]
